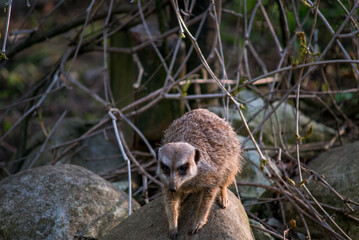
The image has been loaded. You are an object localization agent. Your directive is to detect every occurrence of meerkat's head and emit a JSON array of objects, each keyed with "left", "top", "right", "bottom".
[{"left": 157, "top": 142, "right": 200, "bottom": 192}]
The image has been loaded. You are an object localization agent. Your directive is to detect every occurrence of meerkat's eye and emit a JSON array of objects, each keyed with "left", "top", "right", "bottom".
[
  {"left": 178, "top": 163, "right": 188, "bottom": 175},
  {"left": 161, "top": 162, "right": 170, "bottom": 175}
]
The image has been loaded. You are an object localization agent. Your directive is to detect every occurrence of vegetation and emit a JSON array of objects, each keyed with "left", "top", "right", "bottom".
[{"left": 1, "top": 0, "right": 359, "bottom": 239}]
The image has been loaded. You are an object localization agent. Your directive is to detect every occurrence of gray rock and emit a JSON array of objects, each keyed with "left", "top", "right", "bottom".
[
  {"left": 288, "top": 141, "right": 359, "bottom": 239},
  {"left": 238, "top": 136, "right": 281, "bottom": 199},
  {"left": 250, "top": 219, "right": 275, "bottom": 240},
  {"left": 0, "top": 164, "right": 140, "bottom": 239},
  {"left": 101, "top": 190, "right": 254, "bottom": 240},
  {"left": 209, "top": 90, "right": 335, "bottom": 145},
  {"left": 305, "top": 141, "right": 359, "bottom": 238}
]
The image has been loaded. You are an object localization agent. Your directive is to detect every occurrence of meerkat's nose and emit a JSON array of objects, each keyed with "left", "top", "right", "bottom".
[{"left": 169, "top": 183, "right": 177, "bottom": 192}]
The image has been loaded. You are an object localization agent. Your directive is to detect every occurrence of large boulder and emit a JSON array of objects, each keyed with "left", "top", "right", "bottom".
[
  {"left": 101, "top": 190, "right": 254, "bottom": 240},
  {"left": 0, "top": 164, "right": 139, "bottom": 239},
  {"left": 210, "top": 90, "right": 335, "bottom": 145},
  {"left": 288, "top": 141, "right": 359, "bottom": 239}
]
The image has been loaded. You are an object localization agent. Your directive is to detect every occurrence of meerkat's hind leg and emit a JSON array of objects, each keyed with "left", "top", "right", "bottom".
[{"left": 217, "top": 174, "right": 236, "bottom": 209}]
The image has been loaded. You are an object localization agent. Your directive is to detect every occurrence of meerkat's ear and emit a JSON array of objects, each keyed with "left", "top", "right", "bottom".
[
  {"left": 155, "top": 147, "right": 162, "bottom": 160},
  {"left": 194, "top": 148, "right": 201, "bottom": 164}
]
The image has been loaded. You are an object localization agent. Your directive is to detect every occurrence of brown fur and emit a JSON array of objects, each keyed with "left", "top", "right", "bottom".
[{"left": 158, "top": 108, "right": 243, "bottom": 239}]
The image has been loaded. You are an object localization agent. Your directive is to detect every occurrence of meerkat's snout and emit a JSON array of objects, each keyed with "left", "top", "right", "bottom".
[{"left": 169, "top": 176, "right": 177, "bottom": 192}]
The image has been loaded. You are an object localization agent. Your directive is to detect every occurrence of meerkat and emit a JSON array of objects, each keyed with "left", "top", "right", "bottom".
[{"left": 157, "top": 108, "right": 243, "bottom": 239}]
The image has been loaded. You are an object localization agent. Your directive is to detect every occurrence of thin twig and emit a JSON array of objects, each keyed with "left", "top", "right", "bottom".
[
  {"left": 1, "top": 0, "right": 13, "bottom": 54},
  {"left": 132, "top": 53, "right": 144, "bottom": 89},
  {"left": 102, "top": 0, "right": 115, "bottom": 105},
  {"left": 108, "top": 110, "right": 132, "bottom": 216}
]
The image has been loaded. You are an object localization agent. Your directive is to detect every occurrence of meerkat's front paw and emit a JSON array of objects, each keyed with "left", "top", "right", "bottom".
[
  {"left": 217, "top": 187, "right": 229, "bottom": 208},
  {"left": 217, "top": 199, "right": 228, "bottom": 209},
  {"left": 217, "top": 190, "right": 228, "bottom": 209},
  {"left": 169, "top": 227, "right": 178, "bottom": 240},
  {"left": 189, "top": 220, "right": 206, "bottom": 235}
]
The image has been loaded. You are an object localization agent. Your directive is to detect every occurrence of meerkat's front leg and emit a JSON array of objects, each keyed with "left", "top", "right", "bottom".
[
  {"left": 190, "top": 187, "right": 219, "bottom": 234},
  {"left": 217, "top": 186, "right": 229, "bottom": 209},
  {"left": 164, "top": 191, "right": 180, "bottom": 239}
]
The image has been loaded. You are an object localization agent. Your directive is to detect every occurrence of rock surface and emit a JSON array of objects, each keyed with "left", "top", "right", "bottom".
[
  {"left": 210, "top": 90, "right": 335, "bottom": 145},
  {"left": 250, "top": 219, "right": 275, "bottom": 240},
  {"left": 305, "top": 140, "right": 359, "bottom": 239},
  {"left": 238, "top": 136, "right": 281, "bottom": 200},
  {"left": 0, "top": 164, "right": 139, "bottom": 239},
  {"left": 289, "top": 141, "right": 359, "bottom": 239},
  {"left": 101, "top": 190, "right": 254, "bottom": 240}
]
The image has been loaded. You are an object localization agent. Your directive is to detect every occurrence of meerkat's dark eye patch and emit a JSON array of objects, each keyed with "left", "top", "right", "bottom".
[
  {"left": 194, "top": 149, "right": 200, "bottom": 163},
  {"left": 178, "top": 163, "right": 188, "bottom": 175},
  {"left": 161, "top": 162, "right": 170, "bottom": 175}
]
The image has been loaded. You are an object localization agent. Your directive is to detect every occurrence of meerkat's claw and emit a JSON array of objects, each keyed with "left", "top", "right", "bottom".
[
  {"left": 217, "top": 195, "right": 228, "bottom": 209},
  {"left": 217, "top": 199, "right": 228, "bottom": 209},
  {"left": 189, "top": 226, "right": 198, "bottom": 235},
  {"left": 217, "top": 187, "right": 229, "bottom": 209},
  {"left": 169, "top": 232, "right": 178, "bottom": 240},
  {"left": 189, "top": 221, "right": 205, "bottom": 235}
]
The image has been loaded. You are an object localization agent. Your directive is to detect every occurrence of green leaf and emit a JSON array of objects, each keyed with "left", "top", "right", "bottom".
[
  {"left": 286, "top": 176, "right": 296, "bottom": 186},
  {"left": 4, "top": 120, "right": 12, "bottom": 132},
  {"left": 290, "top": 219, "right": 297, "bottom": 230},
  {"left": 181, "top": 79, "right": 191, "bottom": 97},
  {"left": 299, "top": 179, "right": 308, "bottom": 188},
  {"left": 260, "top": 159, "right": 267, "bottom": 172},
  {"left": 0, "top": 52, "right": 8, "bottom": 61},
  {"left": 295, "top": 132, "right": 302, "bottom": 142},
  {"left": 303, "top": 125, "right": 313, "bottom": 140},
  {"left": 301, "top": 0, "right": 312, "bottom": 7},
  {"left": 321, "top": 83, "right": 328, "bottom": 92},
  {"left": 232, "top": 86, "right": 242, "bottom": 97}
]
